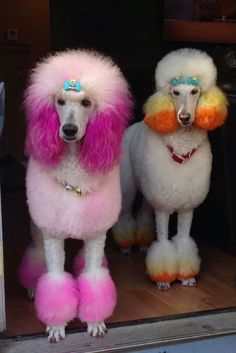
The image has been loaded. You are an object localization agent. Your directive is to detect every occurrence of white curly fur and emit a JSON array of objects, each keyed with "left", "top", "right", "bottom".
[
  {"left": 156, "top": 48, "right": 217, "bottom": 93},
  {"left": 113, "top": 48, "right": 222, "bottom": 289}
]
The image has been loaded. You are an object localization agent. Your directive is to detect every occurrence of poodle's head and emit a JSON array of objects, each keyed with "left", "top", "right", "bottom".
[
  {"left": 25, "top": 50, "right": 132, "bottom": 173},
  {"left": 144, "top": 48, "right": 228, "bottom": 133}
]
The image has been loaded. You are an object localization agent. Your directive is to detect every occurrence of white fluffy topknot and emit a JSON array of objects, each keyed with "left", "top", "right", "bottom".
[{"left": 155, "top": 48, "right": 217, "bottom": 93}]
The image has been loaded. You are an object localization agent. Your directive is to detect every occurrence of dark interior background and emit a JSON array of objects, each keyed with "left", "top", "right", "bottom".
[{"left": 50, "top": 0, "right": 165, "bottom": 117}]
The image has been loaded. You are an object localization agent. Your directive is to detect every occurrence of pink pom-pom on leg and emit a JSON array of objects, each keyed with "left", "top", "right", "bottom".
[
  {"left": 77, "top": 268, "right": 116, "bottom": 323},
  {"left": 18, "top": 247, "right": 46, "bottom": 290},
  {"left": 35, "top": 272, "right": 78, "bottom": 326}
]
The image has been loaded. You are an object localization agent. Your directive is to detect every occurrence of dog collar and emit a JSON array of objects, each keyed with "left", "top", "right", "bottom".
[
  {"left": 62, "top": 181, "right": 82, "bottom": 196},
  {"left": 167, "top": 145, "right": 196, "bottom": 164}
]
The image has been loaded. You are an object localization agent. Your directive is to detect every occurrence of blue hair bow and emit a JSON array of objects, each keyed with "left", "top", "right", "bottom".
[
  {"left": 171, "top": 76, "right": 200, "bottom": 87},
  {"left": 172, "top": 76, "right": 185, "bottom": 86},
  {"left": 187, "top": 77, "right": 200, "bottom": 86},
  {"left": 64, "top": 79, "right": 81, "bottom": 92}
]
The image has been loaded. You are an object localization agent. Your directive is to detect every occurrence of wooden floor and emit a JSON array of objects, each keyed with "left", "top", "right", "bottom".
[{"left": 1, "top": 187, "right": 236, "bottom": 338}]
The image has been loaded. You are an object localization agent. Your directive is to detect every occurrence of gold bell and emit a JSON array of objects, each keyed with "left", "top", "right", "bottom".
[{"left": 75, "top": 187, "right": 82, "bottom": 196}]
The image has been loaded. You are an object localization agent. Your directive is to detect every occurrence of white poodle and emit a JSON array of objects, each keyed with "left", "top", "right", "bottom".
[
  {"left": 113, "top": 48, "right": 228, "bottom": 290},
  {"left": 18, "top": 50, "right": 132, "bottom": 341}
]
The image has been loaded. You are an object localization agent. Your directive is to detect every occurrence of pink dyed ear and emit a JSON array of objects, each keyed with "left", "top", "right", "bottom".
[
  {"left": 79, "top": 97, "right": 132, "bottom": 174},
  {"left": 25, "top": 104, "right": 65, "bottom": 166}
]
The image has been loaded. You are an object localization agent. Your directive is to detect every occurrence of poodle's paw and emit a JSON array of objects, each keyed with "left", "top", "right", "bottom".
[
  {"left": 121, "top": 247, "right": 131, "bottom": 255},
  {"left": 112, "top": 216, "right": 136, "bottom": 250},
  {"left": 87, "top": 322, "right": 107, "bottom": 337},
  {"left": 139, "top": 245, "right": 149, "bottom": 253},
  {"left": 146, "top": 240, "right": 178, "bottom": 285},
  {"left": 156, "top": 281, "right": 171, "bottom": 291},
  {"left": 77, "top": 268, "right": 116, "bottom": 325},
  {"left": 46, "top": 325, "right": 66, "bottom": 343},
  {"left": 181, "top": 277, "right": 196, "bottom": 287},
  {"left": 173, "top": 235, "right": 201, "bottom": 282},
  {"left": 136, "top": 228, "right": 155, "bottom": 250},
  {"left": 27, "top": 288, "right": 35, "bottom": 300}
]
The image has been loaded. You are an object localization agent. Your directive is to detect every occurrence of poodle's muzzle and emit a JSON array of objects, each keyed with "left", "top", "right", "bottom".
[
  {"left": 171, "top": 85, "right": 201, "bottom": 128},
  {"left": 56, "top": 93, "right": 94, "bottom": 143},
  {"left": 178, "top": 112, "right": 191, "bottom": 126},
  {"left": 62, "top": 123, "right": 78, "bottom": 141}
]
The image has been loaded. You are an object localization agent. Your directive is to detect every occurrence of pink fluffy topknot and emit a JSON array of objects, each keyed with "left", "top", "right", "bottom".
[{"left": 24, "top": 49, "right": 133, "bottom": 172}]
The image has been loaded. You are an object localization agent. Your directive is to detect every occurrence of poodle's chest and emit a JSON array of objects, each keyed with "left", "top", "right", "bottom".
[
  {"left": 133, "top": 128, "right": 212, "bottom": 211},
  {"left": 26, "top": 159, "right": 121, "bottom": 239},
  {"left": 49, "top": 155, "right": 102, "bottom": 194}
]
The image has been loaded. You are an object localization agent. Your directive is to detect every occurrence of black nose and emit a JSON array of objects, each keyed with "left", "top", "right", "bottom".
[
  {"left": 62, "top": 124, "right": 78, "bottom": 137},
  {"left": 179, "top": 113, "right": 191, "bottom": 124}
]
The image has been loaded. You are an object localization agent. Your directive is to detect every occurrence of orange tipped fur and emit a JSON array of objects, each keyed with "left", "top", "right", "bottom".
[
  {"left": 194, "top": 86, "right": 228, "bottom": 130},
  {"left": 177, "top": 271, "right": 198, "bottom": 280},
  {"left": 149, "top": 272, "right": 177, "bottom": 283},
  {"left": 136, "top": 229, "right": 155, "bottom": 246},
  {"left": 116, "top": 240, "right": 135, "bottom": 248},
  {"left": 144, "top": 110, "right": 178, "bottom": 133},
  {"left": 195, "top": 108, "right": 227, "bottom": 130}
]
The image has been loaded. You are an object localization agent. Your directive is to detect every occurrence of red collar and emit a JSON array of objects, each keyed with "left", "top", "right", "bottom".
[{"left": 167, "top": 145, "right": 196, "bottom": 164}]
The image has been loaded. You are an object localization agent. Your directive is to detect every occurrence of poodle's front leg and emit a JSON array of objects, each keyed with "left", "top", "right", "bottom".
[
  {"left": 35, "top": 235, "right": 78, "bottom": 343},
  {"left": 146, "top": 211, "right": 178, "bottom": 290},
  {"left": 77, "top": 235, "right": 117, "bottom": 337},
  {"left": 173, "top": 210, "right": 201, "bottom": 286}
]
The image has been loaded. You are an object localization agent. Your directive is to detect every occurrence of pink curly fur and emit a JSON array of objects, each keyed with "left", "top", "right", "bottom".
[
  {"left": 35, "top": 273, "right": 78, "bottom": 325},
  {"left": 22, "top": 50, "right": 130, "bottom": 334},
  {"left": 78, "top": 95, "right": 132, "bottom": 173},
  {"left": 25, "top": 103, "right": 65, "bottom": 166},
  {"left": 77, "top": 269, "right": 116, "bottom": 323},
  {"left": 18, "top": 247, "right": 46, "bottom": 289},
  {"left": 24, "top": 50, "right": 133, "bottom": 173}
]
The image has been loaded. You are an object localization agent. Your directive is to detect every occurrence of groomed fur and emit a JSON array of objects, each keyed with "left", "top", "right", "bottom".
[
  {"left": 144, "top": 92, "right": 177, "bottom": 133},
  {"left": 114, "top": 48, "right": 228, "bottom": 288},
  {"left": 35, "top": 273, "right": 78, "bottom": 326},
  {"left": 25, "top": 50, "right": 132, "bottom": 173},
  {"left": 195, "top": 87, "right": 228, "bottom": 130},
  {"left": 155, "top": 48, "right": 217, "bottom": 93},
  {"left": 144, "top": 48, "right": 228, "bottom": 133},
  {"left": 77, "top": 268, "right": 117, "bottom": 323}
]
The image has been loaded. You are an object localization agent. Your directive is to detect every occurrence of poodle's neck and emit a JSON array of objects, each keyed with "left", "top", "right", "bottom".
[
  {"left": 161, "top": 126, "right": 208, "bottom": 155},
  {"left": 48, "top": 141, "right": 103, "bottom": 194},
  {"left": 67, "top": 142, "right": 77, "bottom": 155}
]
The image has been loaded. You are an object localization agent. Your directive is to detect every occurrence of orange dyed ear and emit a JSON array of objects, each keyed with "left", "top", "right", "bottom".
[
  {"left": 144, "top": 92, "right": 178, "bottom": 133},
  {"left": 195, "top": 87, "right": 228, "bottom": 130}
]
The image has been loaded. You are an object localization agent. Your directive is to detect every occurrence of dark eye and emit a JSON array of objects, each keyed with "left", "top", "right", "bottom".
[
  {"left": 173, "top": 90, "right": 180, "bottom": 96},
  {"left": 81, "top": 98, "right": 91, "bottom": 107},
  {"left": 191, "top": 89, "right": 198, "bottom": 95},
  {"left": 57, "top": 98, "right": 65, "bottom": 105}
]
